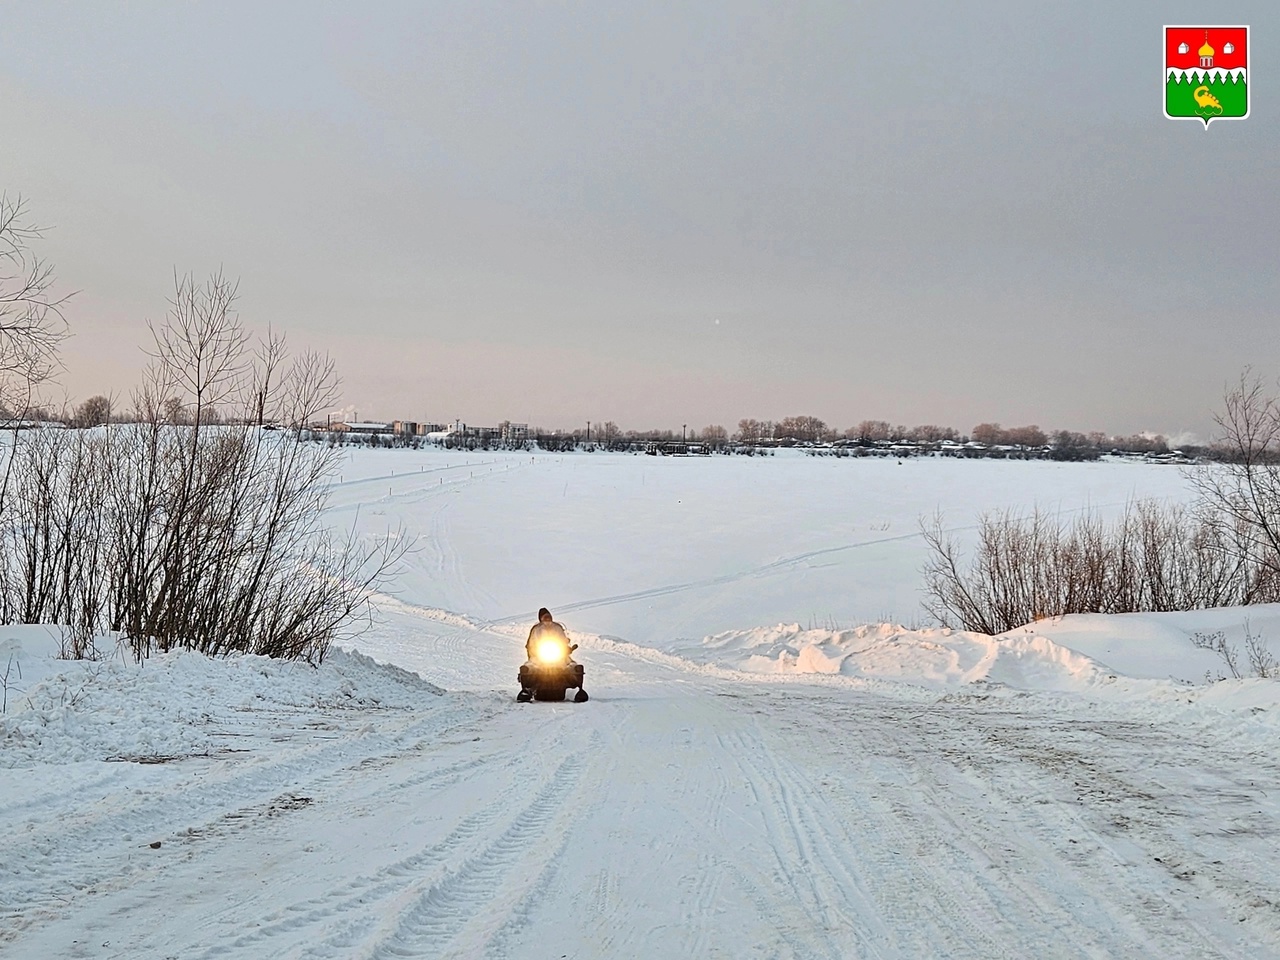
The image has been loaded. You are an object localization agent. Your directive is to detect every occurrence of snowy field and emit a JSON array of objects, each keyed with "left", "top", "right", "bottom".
[
  {"left": 328, "top": 448, "right": 1199, "bottom": 643},
  {"left": 6, "top": 448, "right": 1280, "bottom": 958}
]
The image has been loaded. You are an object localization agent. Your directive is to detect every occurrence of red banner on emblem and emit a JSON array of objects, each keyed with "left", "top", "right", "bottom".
[{"left": 1166, "top": 27, "right": 1247, "bottom": 69}]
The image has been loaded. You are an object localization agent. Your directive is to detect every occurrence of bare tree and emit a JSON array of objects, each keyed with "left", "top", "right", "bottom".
[
  {"left": 0, "top": 196, "right": 70, "bottom": 420},
  {"left": 149, "top": 271, "right": 247, "bottom": 429},
  {"left": 0, "top": 196, "right": 71, "bottom": 519},
  {"left": 162, "top": 397, "right": 186, "bottom": 425},
  {"left": 1004, "top": 425, "right": 1048, "bottom": 448},
  {"left": 73, "top": 395, "right": 113, "bottom": 428},
  {"left": 1107, "top": 433, "right": 1167, "bottom": 454},
  {"left": 699, "top": 424, "right": 728, "bottom": 448},
  {"left": 908, "top": 424, "right": 958, "bottom": 443},
  {"left": 1188, "top": 373, "right": 1280, "bottom": 591},
  {"left": 848, "top": 419, "right": 891, "bottom": 442},
  {"left": 970, "top": 423, "right": 1005, "bottom": 445},
  {"left": 776, "top": 415, "right": 827, "bottom": 443},
  {"left": 737, "top": 418, "right": 763, "bottom": 443}
]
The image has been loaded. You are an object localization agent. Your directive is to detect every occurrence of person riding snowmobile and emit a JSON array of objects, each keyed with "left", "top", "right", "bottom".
[
  {"left": 526, "top": 607, "right": 568, "bottom": 658},
  {"left": 518, "top": 607, "right": 588, "bottom": 702}
]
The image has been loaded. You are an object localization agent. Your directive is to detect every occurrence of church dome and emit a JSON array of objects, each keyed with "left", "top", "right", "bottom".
[{"left": 1199, "top": 41, "right": 1215, "bottom": 57}]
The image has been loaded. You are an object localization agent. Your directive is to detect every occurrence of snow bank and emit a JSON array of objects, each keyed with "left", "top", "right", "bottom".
[
  {"left": 675, "top": 622, "right": 1109, "bottom": 692},
  {"left": 0, "top": 626, "right": 443, "bottom": 768},
  {"left": 677, "top": 605, "right": 1280, "bottom": 709},
  {"left": 1011, "top": 605, "right": 1280, "bottom": 683}
]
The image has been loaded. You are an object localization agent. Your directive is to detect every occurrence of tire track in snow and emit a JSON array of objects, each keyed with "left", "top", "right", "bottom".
[
  {"left": 186, "top": 710, "right": 584, "bottom": 959},
  {"left": 719, "top": 723, "right": 894, "bottom": 959},
  {"left": 683, "top": 850, "right": 727, "bottom": 958},
  {"left": 923, "top": 706, "right": 1280, "bottom": 958},
  {"left": 822, "top": 750, "right": 1025, "bottom": 959},
  {"left": 713, "top": 693, "right": 1084, "bottom": 958},
  {"left": 362, "top": 752, "right": 586, "bottom": 960},
  {"left": 192, "top": 752, "right": 538, "bottom": 959},
  {"left": 767, "top": 692, "right": 1280, "bottom": 959},
  {"left": 1, "top": 701, "right": 492, "bottom": 949},
  {"left": 479, "top": 728, "right": 607, "bottom": 959},
  {"left": 764, "top": 696, "right": 1120, "bottom": 957}
]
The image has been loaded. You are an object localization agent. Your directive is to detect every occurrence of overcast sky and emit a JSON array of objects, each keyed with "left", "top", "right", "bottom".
[{"left": 1, "top": 1, "right": 1276, "bottom": 438}]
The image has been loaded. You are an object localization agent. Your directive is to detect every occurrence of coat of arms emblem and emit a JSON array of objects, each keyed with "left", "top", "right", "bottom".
[{"left": 1165, "top": 26, "right": 1249, "bottom": 127}]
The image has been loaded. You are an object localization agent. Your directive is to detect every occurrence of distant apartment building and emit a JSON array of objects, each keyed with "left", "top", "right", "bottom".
[{"left": 500, "top": 421, "right": 529, "bottom": 442}]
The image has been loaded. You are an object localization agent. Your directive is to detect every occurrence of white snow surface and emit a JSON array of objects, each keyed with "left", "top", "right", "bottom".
[
  {"left": 675, "top": 606, "right": 1280, "bottom": 692},
  {"left": 5, "top": 448, "right": 1280, "bottom": 958}
]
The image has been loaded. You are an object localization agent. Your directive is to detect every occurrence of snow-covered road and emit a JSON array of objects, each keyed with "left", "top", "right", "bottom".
[{"left": 6, "top": 607, "right": 1280, "bottom": 959}]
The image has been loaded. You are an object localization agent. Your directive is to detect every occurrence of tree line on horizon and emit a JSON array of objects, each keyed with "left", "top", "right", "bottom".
[{"left": 6, "top": 401, "right": 1186, "bottom": 460}]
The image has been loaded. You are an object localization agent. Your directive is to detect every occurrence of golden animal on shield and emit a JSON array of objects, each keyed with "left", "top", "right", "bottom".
[{"left": 1193, "top": 85, "right": 1223, "bottom": 113}]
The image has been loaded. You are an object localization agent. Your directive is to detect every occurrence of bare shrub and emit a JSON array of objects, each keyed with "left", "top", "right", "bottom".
[
  {"left": 0, "top": 653, "right": 19, "bottom": 713},
  {"left": 1191, "top": 629, "right": 1241, "bottom": 679},
  {"left": 1192, "top": 620, "right": 1277, "bottom": 680},
  {"left": 0, "top": 271, "right": 405, "bottom": 662},
  {"left": 1245, "top": 622, "right": 1279, "bottom": 678},
  {"left": 922, "top": 502, "right": 1278, "bottom": 634}
]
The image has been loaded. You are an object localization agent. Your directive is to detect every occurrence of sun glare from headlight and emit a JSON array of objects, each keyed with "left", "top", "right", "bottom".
[{"left": 536, "top": 639, "right": 566, "bottom": 663}]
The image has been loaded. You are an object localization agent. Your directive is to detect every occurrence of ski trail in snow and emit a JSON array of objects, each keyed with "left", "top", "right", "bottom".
[
  {"left": 326, "top": 459, "right": 509, "bottom": 491},
  {"left": 480, "top": 497, "right": 1148, "bottom": 625},
  {"left": 324, "top": 458, "right": 530, "bottom": 521}
]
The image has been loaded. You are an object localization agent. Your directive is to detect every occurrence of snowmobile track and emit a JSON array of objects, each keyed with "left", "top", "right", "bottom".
[{"left": 365, "top": 752, "right": 585, "bottom": 960}]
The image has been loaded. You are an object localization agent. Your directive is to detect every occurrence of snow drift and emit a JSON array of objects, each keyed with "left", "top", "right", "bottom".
[
  {"left": 0, "top": 626, "right": 443, "bottom": 768},
  {"left": 669, "top": 605, "right": 1280, "bottom": 704}
]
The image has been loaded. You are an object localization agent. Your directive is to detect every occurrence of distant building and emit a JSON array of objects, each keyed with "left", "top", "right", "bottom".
[
  {"left": 500, "top": 421, "right": 529, "bottom": 442},
  {"left": 333, "top": 421, "right": 393, "bottom": 435}
]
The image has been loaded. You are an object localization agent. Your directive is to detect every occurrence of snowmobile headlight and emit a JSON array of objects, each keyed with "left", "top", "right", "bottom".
[{"left": 535, "top": 639, "right": 566, "bottom": 663}]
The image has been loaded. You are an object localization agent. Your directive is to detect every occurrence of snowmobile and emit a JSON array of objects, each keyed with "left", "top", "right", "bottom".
[{"left": 517, "top": 634, "right": 589, "bottom": 703}]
